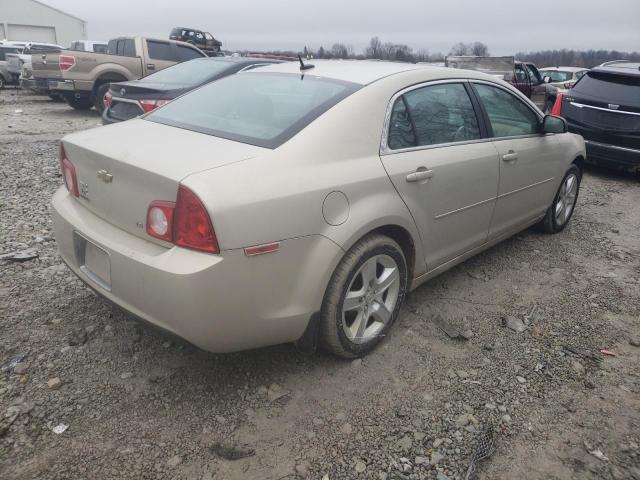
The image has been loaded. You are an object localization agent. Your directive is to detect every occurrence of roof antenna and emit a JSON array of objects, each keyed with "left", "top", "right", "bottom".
[{"left": 298, "top": 55, "right": 314, "bottom": 71}]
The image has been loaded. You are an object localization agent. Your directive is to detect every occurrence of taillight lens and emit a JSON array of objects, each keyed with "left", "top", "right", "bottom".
[
  {"left": 146, "top": 201, "right": 175, "bottom": 242},
  {"left": 550, "top": 93, "right": 564, "bottom": 116},
  {"left": 59, "top": 55, "right": 76, "bottom": 71},
  {"left": 146, "top": 185, "right": 219, "bottom": 254},
  {"left": 59, "top": 143, "right": 78, "bottom": 197},
  {"left": 104, "top": 91, "right": 113, "bottom": 109},
  {"left": 174, "top": 185, "right": 219, "bottom": 253},
  {"left": 139, "top": 99, "right": 171, "bottom": 113}
]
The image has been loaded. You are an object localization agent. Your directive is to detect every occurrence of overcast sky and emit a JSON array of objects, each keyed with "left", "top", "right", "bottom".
[{"left": 46, "top": 0, "right": 639, "bottom": 54}]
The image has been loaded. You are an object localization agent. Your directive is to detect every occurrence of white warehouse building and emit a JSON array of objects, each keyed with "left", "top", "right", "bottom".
[{"left": 0, "top": 0, "right": 86, "bottom": 47}]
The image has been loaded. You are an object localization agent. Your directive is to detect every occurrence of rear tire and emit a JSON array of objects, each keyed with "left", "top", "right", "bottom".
[
  {"left": 538, "top": 164, "right": 581, "bottom": 233},
  {"left": 66, "top": 95, "right": 93, "bottom": 110},
  {"left": 94, "top": 83, "right": 110, "bottom": 113},
  {"left": 319, "top": 234, "right": 408, "bottom": 358}
]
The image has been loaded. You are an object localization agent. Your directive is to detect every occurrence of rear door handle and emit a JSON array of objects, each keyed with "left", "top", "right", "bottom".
[
  {"left": 502, "top": 151, "right": 519, "bottom": 162},
  {"left": 406, "top": 167, "right": 434, "bottom": 183}
]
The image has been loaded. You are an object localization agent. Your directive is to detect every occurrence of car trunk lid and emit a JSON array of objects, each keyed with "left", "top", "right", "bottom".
[{"left": 62, "top": 119, "right": 267, "bottom": 245}]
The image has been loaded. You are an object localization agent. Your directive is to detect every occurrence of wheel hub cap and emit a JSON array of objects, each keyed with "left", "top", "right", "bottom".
[{"left": 555, "top": 173, "right": 578, "bottom": 226}]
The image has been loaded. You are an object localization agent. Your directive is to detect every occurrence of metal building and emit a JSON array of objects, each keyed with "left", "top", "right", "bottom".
[{"left": 0, "top": 0, "right": 86, "bottom": 47}]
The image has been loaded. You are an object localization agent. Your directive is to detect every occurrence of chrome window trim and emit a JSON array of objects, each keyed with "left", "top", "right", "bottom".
[
  {"left": 570, "top": 102, "right": 640, "bottom": 117},
  {"left": 380, "top": 78, "right": 485, "bottom": 155}
]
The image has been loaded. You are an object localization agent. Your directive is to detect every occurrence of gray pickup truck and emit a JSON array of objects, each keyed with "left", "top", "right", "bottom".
[{"left": 31, "top": 36, "right": 205, "bottom": 111}]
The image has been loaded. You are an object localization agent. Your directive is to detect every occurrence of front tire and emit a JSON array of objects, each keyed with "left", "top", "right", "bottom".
[
  {"left": 65, "top": 95, "right": 93, "bottom": 110},
  {"left": 538, "top": 164, "right": 581, "bottom": 233},
  {"left": 319, "top": 234, "right": 408, "bottom": 358}
]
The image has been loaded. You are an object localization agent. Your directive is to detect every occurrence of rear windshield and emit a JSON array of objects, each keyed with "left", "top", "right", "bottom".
[
  {"left": 146, "top": 73, "right": 360, "bottom": 148},
  {"left": 541, "top": 70, "right": 573, "bottom": 82},
  {"left": 141, "top": 58, "right": 231, "bottom": 84},
  {"left": 572, "top": 71, "right": 640, "bottom": 106}
]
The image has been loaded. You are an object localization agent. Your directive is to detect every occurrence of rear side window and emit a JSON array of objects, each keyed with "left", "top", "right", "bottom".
[
  {"left": 107, "top": 39, "right": 117, "bottom": 54},
  {"left": 474, "top": 84, "right": 539, "bottom": 137},
  {"left": 572, "top": 72, "right": 640, "bottom": 106},
  {"left": 93, "top": 44, "right": 107, "bottom": 54},
  {"left": 147, "top": 41, "right": 175, "bottom": 61},
  {"left": 176, "top": 45, "right": 203, "bottom": 62},
  {"left": 388, "top": 83, "right": 481, "bottom": 149},
  {"left": 146, "top": 73, "right": 360, "bottom": 149}
]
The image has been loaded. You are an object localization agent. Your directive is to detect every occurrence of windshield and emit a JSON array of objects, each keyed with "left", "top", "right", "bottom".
[
  {"left": 141, "top": 58, "right": 232, "bottom": 85},
  {"left": 146, "top": 72, "right": 360, "bottom": 148},
  {"left": 541, "top": 70, "right": 573, "bottom": 82}
]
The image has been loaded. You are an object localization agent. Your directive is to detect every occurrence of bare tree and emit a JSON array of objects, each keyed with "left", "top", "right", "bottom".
[
  {"left": 317, "top": 46, "right": 326, "bottom": 59},
  {"left": 365, "top": 36, "right": 383, "bottom": 59},
  {"left": 471, "top": 42, "right": 489, "bottom": 56},
  {"left": 450, "top": 42, "right": 472, "bottom": 56},
  {"left": 331, "top": 43, "right": 350, "bottom": 59}
]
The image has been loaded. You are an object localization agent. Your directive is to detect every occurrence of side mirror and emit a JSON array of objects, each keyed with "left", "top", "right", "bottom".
[
  {"left": 543, "top": 75, "right": 551, "bottom": 83},
  {"left": 542, "top": 114, "right": 567, "bottom": 134}
]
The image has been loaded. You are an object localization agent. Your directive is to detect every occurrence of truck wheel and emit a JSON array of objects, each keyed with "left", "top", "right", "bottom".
[
  {"left": 94, "top": 83, "right": 110, "bottom": 113},
  {"left": 49, "top": 94, "right": 64, "bottom": 102},
  {"left": 66, "top": 95, "right": 94, "bottom": 110},
  {"left": 0, "top": 75, "right": 5, "bottom": 89}
]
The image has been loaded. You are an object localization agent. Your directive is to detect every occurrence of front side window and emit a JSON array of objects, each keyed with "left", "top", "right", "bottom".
[
  {"left": 147, "top": 41, "right": 175, "bottom": 61},
  {"left": 525, "top": 64, "right": 542, "bottom": 84},
  {"left": 474, "top": 84, "right": 539, "bottom": 137},
  {"left": 387, "top": 83, "right": 481, "bottom": 149},
  {"left": 176, "top": 45, "right": 203, "bottom": 61},
  {"left": 147, "top": 73, "right": 360, "bottom": 149}
]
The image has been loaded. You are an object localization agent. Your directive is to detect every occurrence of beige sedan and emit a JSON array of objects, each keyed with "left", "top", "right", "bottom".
[{"left": 52, "top": 60, "right": 586, "bottom": 357}]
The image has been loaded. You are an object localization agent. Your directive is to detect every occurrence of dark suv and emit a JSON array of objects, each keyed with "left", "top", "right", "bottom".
[
  {"left": 169, "top": 27, "right": 222, "bottom": 54},
  {"left": 554, "top": 61, "right": 640, "bottom": 173}
]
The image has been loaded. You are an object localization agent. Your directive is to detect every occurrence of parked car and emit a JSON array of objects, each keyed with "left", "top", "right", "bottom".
[
  {"left": 103, "top": 56, "right": 283, "bottom": 124},
  {"left": 69, "top": 40, "right": 108, "bottom": 53},
  {"left": 4, "top": 41, "right": 63, "bottom": 87},
  {"left": 52, "top": 61, "right": 585, "bottom": 357},
  {"left": 539, "top": 66, "right": 588, "bottom": 93},
  {"left": 31, "top": 36, "right": 206, "bottom": 112},
  {"left": 0, "top": 43, "right": 21, "bottom": 88},
  {"left": 169, "top": 27, "right": 222, "bottom": 54},
  {"left": 446, "top": 56, "right": 558, "bottom": 112},
  {"left": 553, "top": 61, "right": 640, "bottom": 173}
]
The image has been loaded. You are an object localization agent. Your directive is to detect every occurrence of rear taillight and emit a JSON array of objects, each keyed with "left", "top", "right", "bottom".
[
  {"left": 139, "top": 99, "right": 171, "bottom": 113},
  {"left": 146, "top": 201, "right": 175, "bottom": 242},
  {"left": 550, "top": 93, "right": 564, "bottom": 116},
  {"left": 146, "top": 185, "right": 219, "bottom": 254},
  {"left": 59, "top": 55, "right": 76, "bottom": 71},
  {"left": 59, "top": 143, "right": 79, "bottom": 197},
  {"left": 104, "top": 91, "right": 113, "bottom": 109}
]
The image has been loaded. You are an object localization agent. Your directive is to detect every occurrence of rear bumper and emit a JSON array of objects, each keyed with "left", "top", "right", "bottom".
[
  {"left": 52, "top": 187, "right": 342, "bottom": 353},
  {"left": 35, "top": 78, "right": 93, "bottom": 94},
  {"left": 585, "top": 140, "right": 640, "bottom": 171}
]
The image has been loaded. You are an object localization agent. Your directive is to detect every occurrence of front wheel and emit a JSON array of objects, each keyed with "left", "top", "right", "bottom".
[
  {"left": 65, "top": 95, "right": 93, "bottom": 110},
  {"left": 538, "top": 164, "right": 582, "bottom": 233},
  {"left": 319, "top": 234, "right": 408, "bottom": 358}
]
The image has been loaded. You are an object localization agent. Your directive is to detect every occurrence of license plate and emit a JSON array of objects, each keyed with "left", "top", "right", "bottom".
[
  {"left": 49, "top": 80, "right": 74, "bottom": 91},
  {"left": 73, "top": 233, "right": 111, "bottom": 291}
]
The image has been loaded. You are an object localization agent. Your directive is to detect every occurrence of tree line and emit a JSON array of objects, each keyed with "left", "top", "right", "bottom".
[{"left": 243, "top": 37, "right": 638, "bottom": 68}]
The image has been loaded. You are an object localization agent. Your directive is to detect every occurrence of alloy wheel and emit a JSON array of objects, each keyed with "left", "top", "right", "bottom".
[
  {"left": 341, "top": 254, "right": 400, "bottom": 344},
  {"left": 555, "top": 173, "right": 578, "bottom": 226}
]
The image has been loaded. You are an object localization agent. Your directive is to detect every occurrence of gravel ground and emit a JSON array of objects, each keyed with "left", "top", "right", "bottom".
[{"left": 1, "top": 89, "right": 639, "bottom": 480}]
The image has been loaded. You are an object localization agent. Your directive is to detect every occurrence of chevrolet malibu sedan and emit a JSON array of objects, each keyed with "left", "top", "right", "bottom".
[{"left": 53, "top": 60, "right": 586, "bottom": 358}]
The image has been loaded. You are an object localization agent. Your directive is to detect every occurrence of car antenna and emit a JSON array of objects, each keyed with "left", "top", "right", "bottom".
[{"left": 298, "top": 55, "right": 314, "bottom": 71}]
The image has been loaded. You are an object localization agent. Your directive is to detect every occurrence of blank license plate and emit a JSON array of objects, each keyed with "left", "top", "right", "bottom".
[{"left": 74, "top": 233, "right": 111, "bottom": 291}]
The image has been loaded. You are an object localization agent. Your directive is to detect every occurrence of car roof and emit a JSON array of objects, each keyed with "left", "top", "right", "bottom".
[
  {"left": 540, "top": 66, "right": 587, "bottom": 72},
  {"left": 592, "top": 61, "right": 640, "bottom": 77},
  {"left": 244, "top": 59, "right": 508, "bottom": 86}
]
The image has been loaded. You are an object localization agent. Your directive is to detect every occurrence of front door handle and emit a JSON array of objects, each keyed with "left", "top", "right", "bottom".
[
  {"left": 406, "top": 167, "right": 434, "bottom": 183},
  {"left": 502, "top": 151, "right": 518, "bottom": 162}
]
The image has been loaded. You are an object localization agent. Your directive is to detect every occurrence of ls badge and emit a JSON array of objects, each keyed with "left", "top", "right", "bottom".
[{"left": 97, "top": 169, "right": 113, "bottom": 183}]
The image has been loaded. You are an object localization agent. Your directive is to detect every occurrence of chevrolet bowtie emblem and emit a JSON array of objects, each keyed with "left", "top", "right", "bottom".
[{"left": 97, "top": 169, "right": 113, "bottom": 183}]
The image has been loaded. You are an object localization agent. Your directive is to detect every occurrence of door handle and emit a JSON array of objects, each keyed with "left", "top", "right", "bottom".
[
  {"left": 406, "top": 167, "right": 434, "bottom": 183},
  {"left": 502, "top": 151, "right": 519, "bottom": 162}
]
